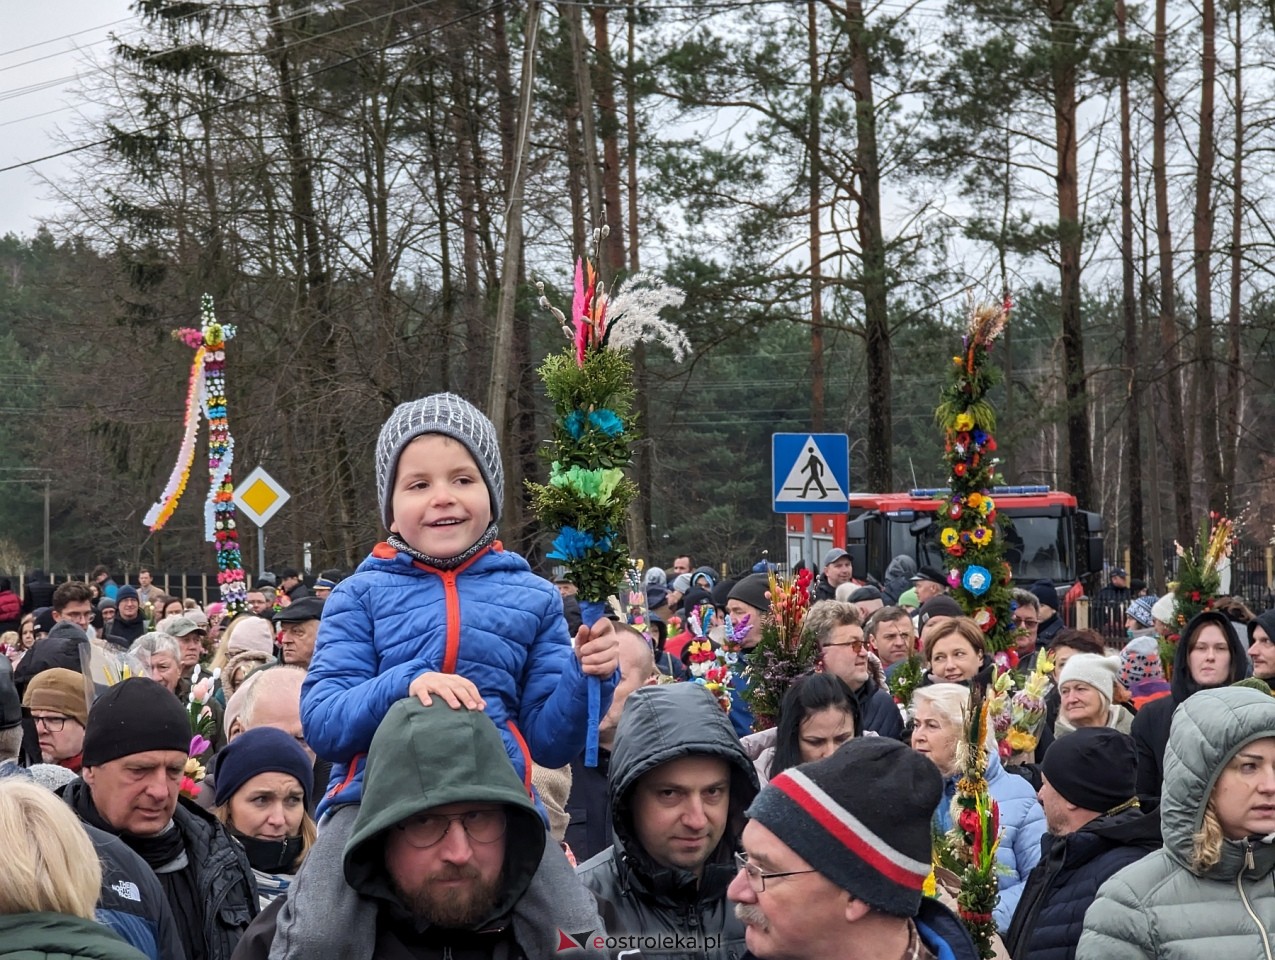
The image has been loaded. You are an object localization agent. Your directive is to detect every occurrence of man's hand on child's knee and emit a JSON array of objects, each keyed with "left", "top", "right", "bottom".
[
  {"left": 409, "top": 671, "right": 486, "bottom": 711},
  {"left": 574, "top": 619, "right": 619, "bottom": 678}
]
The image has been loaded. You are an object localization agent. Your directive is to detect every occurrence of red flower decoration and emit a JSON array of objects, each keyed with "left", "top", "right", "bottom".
[
  {"left": 948, "top": 543, "right": 966, "bottom": 557},
  {"left": 1191, "top": 591, "right": 1201, "bottom": 602},
  {"left": 954, "top": 463, "right": 967, "bottom": 477}
]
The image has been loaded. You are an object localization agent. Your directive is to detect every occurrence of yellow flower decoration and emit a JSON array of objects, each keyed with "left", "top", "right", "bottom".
[
  {"left": 953, "top": 412, "right": 975, "bottom": 431},
  {"left": 923, "top": 870, "right": 937, "bottom": 898},
  {"left": 940, "top": 527, "right": 960, "bottom": 548},
  {"left": 981, "top": 496, "right": 995, "bottom": 515},
  {"left": 1006, "top": 730, "right": 1038, "bottom": 753},
  {"left": 970, "top": 527, "right": 991, "bottom": 546}
]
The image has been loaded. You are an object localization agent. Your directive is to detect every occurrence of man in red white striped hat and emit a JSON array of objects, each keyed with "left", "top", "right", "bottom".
[{"left": 728, "top": 737, "right": 979, "bottom": 960}]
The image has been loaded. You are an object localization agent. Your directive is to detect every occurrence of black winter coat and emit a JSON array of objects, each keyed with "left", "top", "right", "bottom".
[
  {"left": 106, "top": 615, "right": 148, "bottom": 648},
  {"left": 66, "top": 781, "right": 259, "bottom": 960},
  {"left": 1130, "top": 610, "right": 1250, "bottom": 798},
  {"left": 566, "top": 750, "right": 613, "bottom": 864},
  {"left": 22, "top": 576, "right": 55, "bottom": 613},
  {"left": 576, "top": 685, "right": 760, "bottom": 960},
  {"left": 1003, "top": 803, "right": 1161, "bottom": 960}
]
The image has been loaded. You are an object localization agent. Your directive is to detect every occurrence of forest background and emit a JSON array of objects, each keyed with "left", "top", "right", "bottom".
[{"left": 2, "top": 0, "right": 1275, "bottom": 588}]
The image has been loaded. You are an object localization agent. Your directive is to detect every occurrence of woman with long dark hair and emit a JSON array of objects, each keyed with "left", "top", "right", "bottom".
[{"left": 751, "top": 672, "right": 861, "bottom": 785}]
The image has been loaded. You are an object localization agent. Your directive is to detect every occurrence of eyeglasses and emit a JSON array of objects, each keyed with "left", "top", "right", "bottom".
[
  {"left": 734, "top": 852, "right": 819, "bottom": 892},
  {"left": 822, "top": 640, "right": 867, "bottom": 652},
  {"left": 395, "top": 808, "right": 507, "bottom": 849},
  {"left": 32, "top": 715, "right": 70, "bottom": 732},
  {"left": 1012, "top": 617, "right": 1039, "bottom": 629}
]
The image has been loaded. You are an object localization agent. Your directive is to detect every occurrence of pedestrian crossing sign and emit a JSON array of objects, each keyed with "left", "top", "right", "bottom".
[{"left": 772, "top": 433, "right": 850, "bottom": 514}]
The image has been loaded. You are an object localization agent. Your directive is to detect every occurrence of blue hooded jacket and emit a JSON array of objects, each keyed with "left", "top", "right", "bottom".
[
  {"left": 934, "top": 749, "right": 1046, "bottom": 933},
  {"left": 303, "top": 541, "right": 616, "bottom": 818}
]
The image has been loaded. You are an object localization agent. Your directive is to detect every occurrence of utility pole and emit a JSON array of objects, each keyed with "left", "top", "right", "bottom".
[
  {"left": 488, "top": 0, "right": 542, "bottom": 449},
  {"left": 43, "top": 475, "right": 50, "bottom": 571}
]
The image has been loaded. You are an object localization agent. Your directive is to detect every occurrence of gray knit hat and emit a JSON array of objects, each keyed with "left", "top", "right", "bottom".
[{"left": 375, "top": 393, "right": 504, "bottom": 528}]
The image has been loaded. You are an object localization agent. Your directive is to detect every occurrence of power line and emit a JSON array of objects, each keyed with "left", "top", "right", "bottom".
[{"left": 0, "top": 0, "right": 481, "bottom": 176}]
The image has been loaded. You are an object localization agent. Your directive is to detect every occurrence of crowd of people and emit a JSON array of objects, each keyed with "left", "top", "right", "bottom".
[{"left": 1, "top": 391, "right": 1274, "bottom": 960}]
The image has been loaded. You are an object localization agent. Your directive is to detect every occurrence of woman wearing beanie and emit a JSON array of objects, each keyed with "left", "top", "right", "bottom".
[
  {"left": 210, "top": 616, "right": 277, "bottom": 705},
  {"left": 1118, "top": 634, "right": 1171, "bottom": 710},
  {"left": 0, "top": 779, "right": 146, "bottom": 960},
  {"left": 1054, "top": 653, "right": 1135, "bottom": 739},
  {"left": 212, "top": 727, "right": 315, "bottom": 908},
  {"left": 1079, "top": 686, "right": 1275, "bottom": 960},
  {"left": 911, "top": 683, "right": 1045, "bottom": 934}
]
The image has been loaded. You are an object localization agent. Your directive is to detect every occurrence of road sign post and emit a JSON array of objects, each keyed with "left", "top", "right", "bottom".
[
  {"left": 772, "top": 433, "right": 850, "bottom": 569},
  {"left": 233, "top": 466, "right": 291, "bottom": 578}
]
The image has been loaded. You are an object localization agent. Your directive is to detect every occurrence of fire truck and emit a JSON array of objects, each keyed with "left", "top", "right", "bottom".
[{"left": 785, "top": 486, "right": 1104, "bottom": 590}]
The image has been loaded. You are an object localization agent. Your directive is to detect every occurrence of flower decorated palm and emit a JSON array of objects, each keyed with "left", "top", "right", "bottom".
[
  {"left": 532, "top": 242, "right": 686, "bottom": 762},
  {"left": 934, "top": 298, "right": 1014, "bottom": 654}
]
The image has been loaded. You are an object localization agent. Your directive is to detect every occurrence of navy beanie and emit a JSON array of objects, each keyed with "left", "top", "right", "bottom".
[
  {"left": 116, "top": 585, "right": 139, "bottom": 603},
  {"left": 213, "top": 726, "right": 313, "bottom": 809},
  {"left": 747, "top": 737, "right": 940, "bottom": 916}
]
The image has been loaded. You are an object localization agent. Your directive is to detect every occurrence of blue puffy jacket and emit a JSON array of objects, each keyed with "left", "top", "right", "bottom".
[
  {"left": 935, "top": 751, "right": 1046, "bottom": 934},
  {"left": 303, "top": 542, "right": 616, "bottom": 818}
]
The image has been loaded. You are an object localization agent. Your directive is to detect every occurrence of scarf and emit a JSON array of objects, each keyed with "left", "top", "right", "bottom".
[
  {"left": 67, "top": 781, "right": 207, "bottom": 960},
  {"left": 387, "top": 522, "right": 498, "bottom": 571},
  {"left": 68, "top": 781, "right": 186, "bottom": 869},
  {"left": 252, "top": 867, "right": 292, "bottom": 908}
]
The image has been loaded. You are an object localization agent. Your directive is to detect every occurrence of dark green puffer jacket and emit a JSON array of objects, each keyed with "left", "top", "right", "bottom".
[
  {"left": 0, "top": 912, "right": 148, "bottom": 960},
  {"left": 1078, "top": 686, "right": 1275, "bottom": 960},
  {"left": 343, "top": 698, "right": 609, "bottom": 960}
]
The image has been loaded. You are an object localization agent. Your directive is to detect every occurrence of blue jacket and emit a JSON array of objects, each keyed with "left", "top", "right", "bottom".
[
  {"left": 303, "top": 542, "right": 615, "bottom": 817},
  {"left": 935, "top": 751, "right": 1046, "bottom": 934}
]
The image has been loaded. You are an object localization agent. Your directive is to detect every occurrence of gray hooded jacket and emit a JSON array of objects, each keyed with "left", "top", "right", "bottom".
[
  {"left": 1078, "top": 686, "right": 1275, "bottom": 960},
  {"left": 576, "top": 684, "right": 759, "bottom": 960}
]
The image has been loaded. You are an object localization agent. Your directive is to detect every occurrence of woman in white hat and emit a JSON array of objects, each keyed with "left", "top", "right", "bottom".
[{"left": 1055, "top": 653, "right": 1134, "bottom": 738}]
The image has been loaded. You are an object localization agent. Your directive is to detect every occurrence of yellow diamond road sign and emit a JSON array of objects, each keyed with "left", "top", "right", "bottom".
[{"left": 233, "top": 466, "right": 290, "bottom": 527}]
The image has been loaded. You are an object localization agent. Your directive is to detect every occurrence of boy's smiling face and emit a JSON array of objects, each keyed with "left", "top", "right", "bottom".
[{"left": 390, "top": 434, "right": 493, "bottom": 558}]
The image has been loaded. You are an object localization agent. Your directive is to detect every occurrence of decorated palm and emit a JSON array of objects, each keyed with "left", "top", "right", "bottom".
[
  {"left": 531, "top": 237, "right": 686, "bottom": 762},
  {"left": 933, "top": 298, "right": 1014, "bottom": 655}
]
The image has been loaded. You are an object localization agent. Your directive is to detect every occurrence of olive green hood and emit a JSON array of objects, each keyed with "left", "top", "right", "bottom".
[{"left": 343, "top": 698, "right": 545, "bottom": 926}]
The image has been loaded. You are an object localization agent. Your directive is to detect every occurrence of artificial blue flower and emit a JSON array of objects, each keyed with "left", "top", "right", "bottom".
[
  {"left": 563, "top": 410, "right": 586, "bottom": 440},
  {"left": 962, "top": 565, "right": 992, "bottom": 597},
  {"left": 546, "top": 526, "right": 597, "bottom": 561},
  {"left": 972, "top": 428, "right": 989, "bottom": 446},
  {"left": 587, "top": 409, "right": 624, "bottom": 436}
]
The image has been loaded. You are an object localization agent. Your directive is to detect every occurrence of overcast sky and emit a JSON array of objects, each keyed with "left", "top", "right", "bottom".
[{"left": 0, "top": 2, "right": 136, "bottom": 237}]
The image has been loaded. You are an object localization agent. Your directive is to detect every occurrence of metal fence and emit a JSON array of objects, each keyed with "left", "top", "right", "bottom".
[
  {"left": 3, "top": 570, "right": 272, "bottom": 607},
  {"left": 1079, "top": 539, "right": 1275, "bottom": 643}
]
